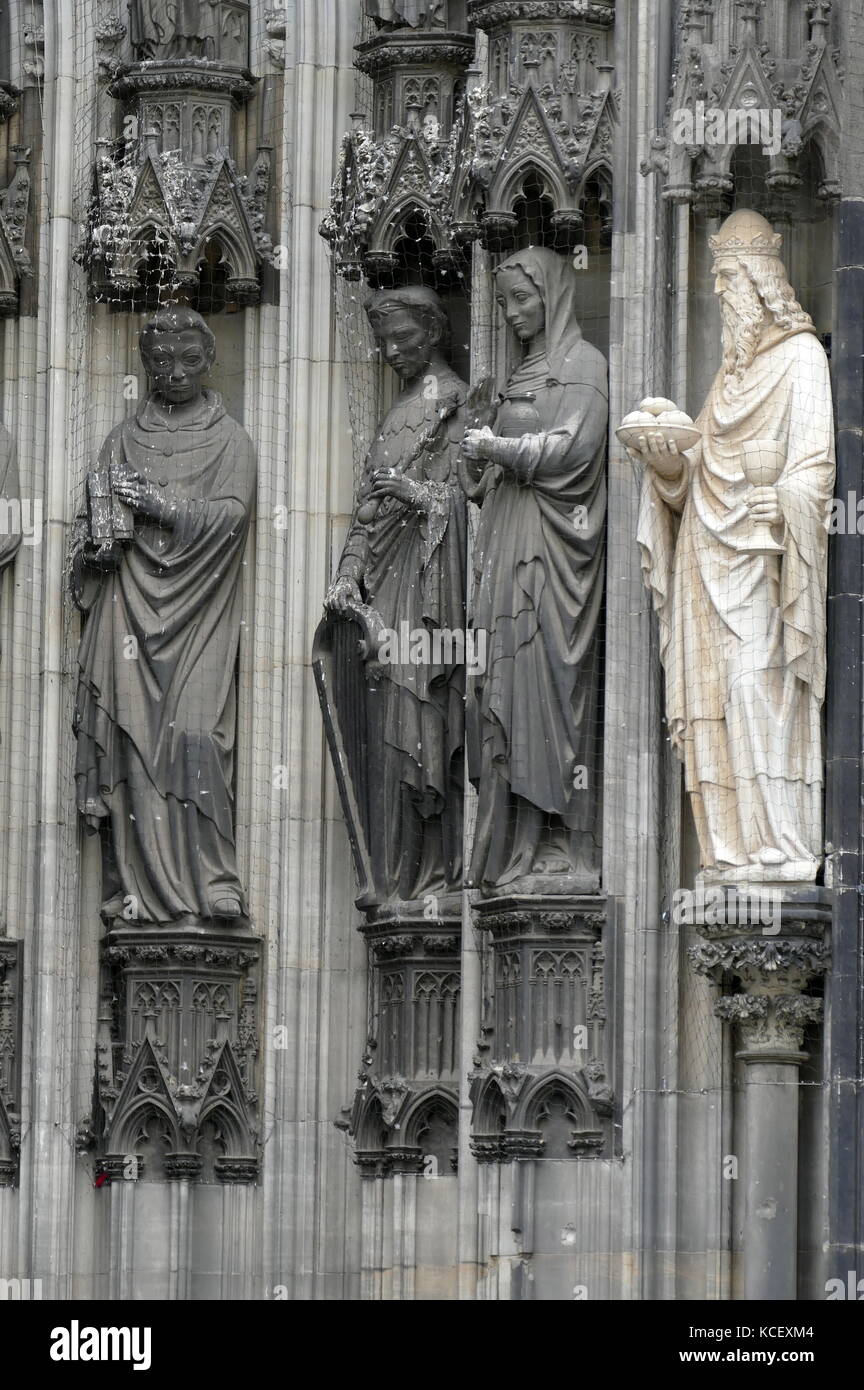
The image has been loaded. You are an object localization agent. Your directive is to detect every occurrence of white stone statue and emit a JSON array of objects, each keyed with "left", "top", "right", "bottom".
[{"left": 630, "top": 210, "right": 835, "bottom": 883}]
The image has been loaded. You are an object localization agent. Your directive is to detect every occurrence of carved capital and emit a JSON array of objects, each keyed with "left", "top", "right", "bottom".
[
  {"left": 355, "top": 32, "right": 475, "bottom": 78},
  {"left": 468, "top": 0, "right": 614, "bottom": 29},
  {"left": 715, "top": 991, "right": 822, "bottom": 1058}
]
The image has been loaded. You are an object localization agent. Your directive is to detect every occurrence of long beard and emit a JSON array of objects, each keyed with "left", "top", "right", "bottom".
[{"left": 721, "top": 285, "right": 765, "bottom": 383}]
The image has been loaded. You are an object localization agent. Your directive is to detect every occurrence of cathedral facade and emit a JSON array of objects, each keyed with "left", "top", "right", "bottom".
[{"left": 0, "top": 0, "right": 860, "bottom": 1302}]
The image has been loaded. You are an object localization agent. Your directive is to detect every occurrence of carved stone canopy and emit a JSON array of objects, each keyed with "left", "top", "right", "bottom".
[
  {"left": 78, "top": 60, "right": 272, "bottom": 306},
  {"left": 0, "top": 149, "right": 32, "bottom": 315},
  {"left": 649, "top": 0, "right": 842, "bottom": 213}
]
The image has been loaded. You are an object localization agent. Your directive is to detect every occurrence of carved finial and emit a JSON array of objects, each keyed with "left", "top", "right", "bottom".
[
  {"left": 735, "top": 0, "right": 763, "bottom": 43},
  {"left": 807, "top": 1, "right": 832, "bottom": 45}
]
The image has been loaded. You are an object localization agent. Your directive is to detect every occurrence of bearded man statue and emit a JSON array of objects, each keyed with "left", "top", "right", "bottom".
[{"left": 633, "top": 210, "right": 835, "bottom": 883}]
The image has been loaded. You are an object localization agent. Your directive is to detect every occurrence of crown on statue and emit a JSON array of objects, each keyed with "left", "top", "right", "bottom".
[{"left": 709, "top": 209, "right": 783, "bottom": 260}]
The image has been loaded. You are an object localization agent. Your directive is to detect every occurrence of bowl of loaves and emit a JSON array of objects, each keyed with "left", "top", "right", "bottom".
[{"left": 616, "top": 397, "right": 701, "bottom": 476}]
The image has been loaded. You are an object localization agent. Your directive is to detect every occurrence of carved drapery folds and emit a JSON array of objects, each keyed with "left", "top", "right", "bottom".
[
  {"left": 644, "top": 0, "right": 842, "bottom": 216},
  {"left": 91, "top": 934, "right": 260, "bottom": 1183},
  {"left": 320, "top": 6, "right": 617, "bottom": 1181},
  {"left": 0, "top": 937, "right": 21, "bottom": 1186},
  {"left": 79, "top": 4, "right": 273, "bottom": 306},
  {"left": 72, "top": 309, "right": 261, "bottom": 1185},
  {"left": 470, "top": 898, "right": 613, "bottom": 1162}
]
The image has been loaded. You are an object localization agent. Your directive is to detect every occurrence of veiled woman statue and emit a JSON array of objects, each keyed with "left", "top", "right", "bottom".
[
  {"left": 72, "top": 308, "right": 256, "bottom": 925},
  {"left": 461, "top": 247, "right": 608, "bottom": 895}
]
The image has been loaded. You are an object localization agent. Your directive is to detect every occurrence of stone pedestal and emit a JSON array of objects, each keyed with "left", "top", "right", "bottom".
[
  {"left": 89, "top": 928, "right": 261, "bottom": 1184},
  {"left": 470, "top": 895, "right": 613, "bottom": 1160},
  {"left": 342, "top": 904, "right": 461, "bottom": 1176},
  {"left": 689, "top": 886, "right": 830, "bottom": 1300}
]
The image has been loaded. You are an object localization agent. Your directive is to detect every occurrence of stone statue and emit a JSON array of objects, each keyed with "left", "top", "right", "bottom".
[
  {"left": 461, "top": 247, "right": 608, "bottom": 895},
  {"left": 365, "top": 1, "right": 447, "bottom": 30},
  {"left": 128, "top": 0, "right": 212, "bottom": 61},
  {"left": 72, "top": 308, "right": 257, "bottom": 925},
  {"left": 633, "top": 210, "right": 835, "bottom": 883},
  {"left": 321, "top": 287, "right": 467, "bottom": 907}
]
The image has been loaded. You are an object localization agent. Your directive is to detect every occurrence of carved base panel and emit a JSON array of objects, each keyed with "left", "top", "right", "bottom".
[
  {"left": 343, "top": 906, "right": 461, "bottom": 1177},
  {"left": 88, "top": 929, "right": 261, "bottom": 1184},
  {"left": 0, "top": 936, "right": 21, "bottom": 1186},
  {"left": 470, "top": 895, "right": 614, "bottom": 1161}
]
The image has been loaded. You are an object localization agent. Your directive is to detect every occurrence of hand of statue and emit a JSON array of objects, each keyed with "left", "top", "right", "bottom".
[
  {"left": 746, "top": 485, "right": 782, "bottom": 526},
  {"left": 89, "top": 540, "right": 124, "bottom": 570},
  {"left": 324, "top": 575, "right": 362, "bottom": 614},
  {"left": 113, "top": 474, "right": 170, "bottom": 523},
  {"left": 629, "top": 431, "right": 680, "bottom": 463},
  {"left": 461, "top": 426, "right": 496, "bottom": 461},
  {"left": 367, "top": 470, "right": 423, "bottom": 509}
]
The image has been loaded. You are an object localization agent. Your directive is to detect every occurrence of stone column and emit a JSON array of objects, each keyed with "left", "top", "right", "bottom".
[
  {"left": 824, "top": 0, "right": 864, "bottom": 1290},
  {"left": 690, "top": 889, "right": 831, "bottom": 1300}
]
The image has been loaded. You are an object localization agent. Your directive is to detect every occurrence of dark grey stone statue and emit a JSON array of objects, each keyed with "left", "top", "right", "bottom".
[
  {"left": 128, "top": 0, "right": 212, "bottom": 60},
  {"left": 461, "top": 247, "right": 608, "bottom": 896},
  {"left": 318, "top": 287, "right": 467, "bottom": 908},
  {"left": 72, "top": 308, "right": 256, "bottom": 926},
  {"left": 365, "top": 1, "right": 446, "bottom": 30}
]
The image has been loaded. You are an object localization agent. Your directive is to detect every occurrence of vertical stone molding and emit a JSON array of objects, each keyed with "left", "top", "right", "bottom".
[{"left": 689, "top": 888, "right": 830, "bottom": 1300}]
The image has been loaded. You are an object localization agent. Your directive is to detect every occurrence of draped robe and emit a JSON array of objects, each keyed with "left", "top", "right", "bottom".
[
  {"left": 364, "top": 1, "right": 445, "bottom": 27},
  {"left": 637, "top": 324, "right": 834, "bottom": 878},
  {"left": 468, "top": 339, "right": 608, "bottom": 892},
  {"left": 129, "top": 1, "right": 205, "bottom": 58},
  {"left": 73, "top": 389, "right": 256, "bottom": 923},
  {"left": 336, "top": 367, "right": 467, "bottom": 903}
]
